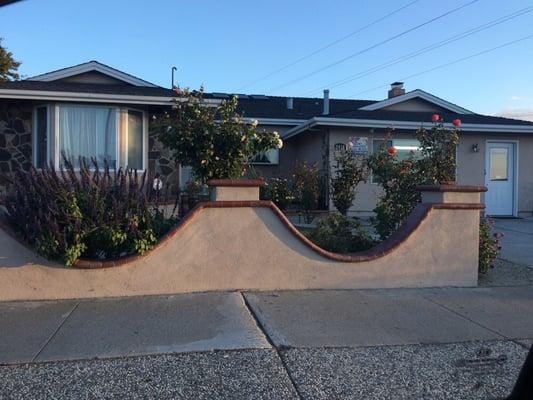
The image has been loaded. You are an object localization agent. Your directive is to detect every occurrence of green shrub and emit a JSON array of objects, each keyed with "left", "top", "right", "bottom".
[
  {"left": 152, "top": 89, "right": 282, "bottom": 182},
  {"left": 293, "top": 162, "right": 321, "bottom": 223},
  {"left": 330, "top": 149, "right": 368, "bottom": 216},
  {"left": 262, "top": 178, "right": 292, "bottom": 210},
  {"left": 5, "top": 157, "right": 177, "bottom": 266},
  {"left": 305, "top": 213, "right": 375, "bottom": 253},
  {"left": 368, "top": 118, "right": 460, "bottom": 239},
  {"left": 479, "top": 216, "right": 503, "bottom": 273}
]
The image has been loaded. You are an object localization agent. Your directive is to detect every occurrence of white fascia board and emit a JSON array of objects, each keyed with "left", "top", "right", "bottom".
[
  {"left": 241, "top": 117, "right": 307, "bottom": 126},
  {"left": 27, "top": 61, "right": 158, "bottom": 87},
  {"left": 359, "top": 89, "right": 473, "bottom": 114},
  {"left": 0, "top": 89, "right": 221, "bottom": 106},
  {"left": 284, "top": 116, "right": 533, "bottom": 139}
]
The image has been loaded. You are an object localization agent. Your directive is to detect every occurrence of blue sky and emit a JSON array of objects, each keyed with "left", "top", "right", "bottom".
[{"left": 2, "top": 0, "right": 533, "bottom": 117}]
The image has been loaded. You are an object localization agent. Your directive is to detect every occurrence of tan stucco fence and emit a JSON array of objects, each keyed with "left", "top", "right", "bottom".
[{"left": 0, "top": 180, "right": 486, "bottom": 301}]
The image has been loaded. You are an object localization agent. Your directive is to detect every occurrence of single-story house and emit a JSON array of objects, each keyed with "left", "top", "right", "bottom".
[{"left": 1, "top": 61, "right": 532, "bottom": 217}]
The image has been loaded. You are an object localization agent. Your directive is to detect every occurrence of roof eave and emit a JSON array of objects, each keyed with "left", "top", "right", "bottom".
[
  {"left": 0, "top": 89, "right": 222, "bottom": 106},
  {"left": 283, "top": 116, "right": 533, "bottom": 140},
  {"left": 358, "top": 89, "right": 474, "bottom": 114}
]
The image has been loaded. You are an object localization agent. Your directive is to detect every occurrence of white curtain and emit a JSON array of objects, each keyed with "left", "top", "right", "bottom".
[{"left": 59, "top": 105, "right": 117, "bottom": 168}]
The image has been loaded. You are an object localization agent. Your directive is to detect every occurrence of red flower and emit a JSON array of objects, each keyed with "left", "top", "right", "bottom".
[
  {"left": 388, "top": 146, "right": 398, "bottom": 156},
  {"left": 431, "top": 114, "right": 440, "bottom": 122},
  {"left": 452, "top": 118, "right": 462, "bottom": 127}
]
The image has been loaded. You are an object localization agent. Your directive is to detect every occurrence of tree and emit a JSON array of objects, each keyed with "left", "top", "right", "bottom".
[
  {"left": 152, "top": 88, "right": 282, "bottom": 182},
  {"left": 0, "top": 38, "right": 21, "bottom": 82}
]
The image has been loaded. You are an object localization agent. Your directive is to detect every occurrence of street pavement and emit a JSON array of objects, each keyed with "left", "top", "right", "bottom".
[{"left": 1, "top": 286, "right": 532, "bottom": 399}]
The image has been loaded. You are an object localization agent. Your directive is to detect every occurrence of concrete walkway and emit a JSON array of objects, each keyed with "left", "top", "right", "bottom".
[
  {"left": 1, "top": 287, "right": 532, "bottom": 399},
  {"left": 494, "top": 217, "right": 533, "bottom": 267}
]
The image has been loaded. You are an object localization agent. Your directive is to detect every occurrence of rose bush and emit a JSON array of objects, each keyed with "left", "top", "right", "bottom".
[
  {"left": 330, "top": 149, "right": 368, "bottom": 216},
  {"left": 152, "top": 88, "right": 282, "bottom": 182}
]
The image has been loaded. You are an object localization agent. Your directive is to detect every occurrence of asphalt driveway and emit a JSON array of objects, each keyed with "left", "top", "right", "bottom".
[{"left": 494, "top": 217, "right": 533, "bottom": 267}]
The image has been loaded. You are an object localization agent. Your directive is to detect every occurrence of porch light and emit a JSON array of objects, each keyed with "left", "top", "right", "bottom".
[{"left": 472, "top": 144, "right": 479, "bottom": 153}]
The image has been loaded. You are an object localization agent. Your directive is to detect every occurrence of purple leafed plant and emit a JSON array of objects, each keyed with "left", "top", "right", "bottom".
[{"left": 4, "top": 155, "right": 177, "bottom": 266}]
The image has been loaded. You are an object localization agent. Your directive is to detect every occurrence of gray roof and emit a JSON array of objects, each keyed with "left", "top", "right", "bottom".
[{"left": 1, "top": 80, "right": 532, "bottom": 127}]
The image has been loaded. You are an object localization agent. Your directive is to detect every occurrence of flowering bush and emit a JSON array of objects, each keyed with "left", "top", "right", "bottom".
[
  {"left": 367, "top": 136, "right": 424, "bottom": 239},
  {"left": 293, "top": 161, "right": 322, "bottom": 223},
  {"left": 368, "top": 117, "right": 460, "bottom": 239},
  {"left": 305, "top": 213, "right": 375, "bottom": 253},
  {"left": 416, "top": 116, "right": 460, "bottom": 183},
  {"left": 5, "top": 157, "right": 177, "bottom": 266},
  {"left": 479, "top": 216, "right": 503, "bottom": 273},
  {"left": 261, "top": 177, "right": 292, "bottom": 210},
  {"left": 330, "top": 149, "right": 368, "bottom": 215},
  {"left": 152, "top": 89, "right": 282, "bottom": 182}
]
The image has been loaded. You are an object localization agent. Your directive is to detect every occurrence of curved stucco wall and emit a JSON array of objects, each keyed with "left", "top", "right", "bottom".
[{"left": 0, "top": 197, "right": 480, "bottom": 301}]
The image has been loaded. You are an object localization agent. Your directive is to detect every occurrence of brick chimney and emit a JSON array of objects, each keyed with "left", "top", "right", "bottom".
[{"left": 388, "top": 82, "right": 405, "bottom": 98}]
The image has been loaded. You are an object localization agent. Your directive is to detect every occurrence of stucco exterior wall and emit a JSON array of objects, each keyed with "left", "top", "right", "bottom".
[
  {"left": 381, "top": 98, "right": 448, "bottom": 113},
  {"left": 457, "top": 133, "right": 533, "bottom": 216},
  {"left": 0, "top": 185, "right": 482, "bottom": 301},
  {"left": 325, "top": 128, "right": 533, "bottom": 216}
]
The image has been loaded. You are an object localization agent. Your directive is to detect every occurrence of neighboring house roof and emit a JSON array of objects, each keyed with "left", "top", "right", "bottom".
[
  {"left": 358, "top": 89, "right": 473, "bottom": 114},
  {"left": 27, "top": 60, "right": 159, "bottom": 88}
]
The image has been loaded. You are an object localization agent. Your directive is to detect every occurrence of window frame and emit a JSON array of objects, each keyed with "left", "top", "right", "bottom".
[
  {"left": 125, "top": 108, "right": 148, "bottom": 171},
  {"left": 250, "top": 148, "right": 280, "bottom": 166},
  {"left": 32, "top": 104, "right": 51, "bottom": 169},
  {"left": 32, "top": 103, "right": 147, "bottom": 171}
]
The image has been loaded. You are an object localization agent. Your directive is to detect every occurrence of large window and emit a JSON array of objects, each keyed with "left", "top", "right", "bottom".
[
  {"left": 251, "top": 148, "right": 279, "bottom": 165},
  {"left": 371, "top": 138, "right": 422, "bottom": 183},
  {"left": 33, "top": 104, "right": 146, "bottom": 170},
  {"left": 59, "top": 105, "right": 117, "bottom": 167}
]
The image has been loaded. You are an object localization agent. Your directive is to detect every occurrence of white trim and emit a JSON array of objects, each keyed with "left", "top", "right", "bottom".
[
  {"left": 358, "top": 89, "right": 473, "bottom": 114},
  {"left": 0, "top": 88, "right": 222, "bottom": 106},
  {"left": 241, "top": 117, "right": 307, "bottom": 126},
  {"left": 485, "top": 140, "right": 519, "bottom": 217},
  {"left": 283, "top": 117, "right": 533, "bottom": 140},
  {"left": 27, "top": 61, "right": 158, "bottom": 87}
]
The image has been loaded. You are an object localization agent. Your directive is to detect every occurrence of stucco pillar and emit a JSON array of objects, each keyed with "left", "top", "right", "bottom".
[
  {"left": 207, "top": 179, "right": 264, "bottom": 201},
  {"left": 418, "top": 184, "right": 488, "bottom": 205}
]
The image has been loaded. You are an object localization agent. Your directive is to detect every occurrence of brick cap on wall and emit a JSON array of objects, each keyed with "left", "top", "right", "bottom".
[
  {"left": 207, "top": 179, "right": 265, "bottom": 187},
  {"left": 417, "top": 184, "right": 488, "bottom": 193}
]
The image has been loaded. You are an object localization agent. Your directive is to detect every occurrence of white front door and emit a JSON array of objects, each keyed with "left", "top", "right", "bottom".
[{"left": 485, "top": 142, "right": 515, "bottom": 216}]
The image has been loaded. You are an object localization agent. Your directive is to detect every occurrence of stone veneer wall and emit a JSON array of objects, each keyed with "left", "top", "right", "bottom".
[
  {"left": 0, "top": 104, "right": 33, "bottom": 195},
  {"left": 148, "top": 125, "right": 180, "bottom": 194}
]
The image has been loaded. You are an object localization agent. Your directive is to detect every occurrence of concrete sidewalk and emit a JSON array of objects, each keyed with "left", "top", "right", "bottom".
[
  {"left": 1, "top": 287, "right": 532, "bottom": 399},
  {"left": 1, "top": 287, "right": 532, "bottom": 364}
]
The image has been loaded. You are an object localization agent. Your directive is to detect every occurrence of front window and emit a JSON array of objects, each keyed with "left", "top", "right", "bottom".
[
  {"left": 251, "top": 148, "right": 279, "bottom": 165},
  {"left": 33, "top": 104, "right": 146, "bottom": 170},
  {"left": 371, "top": 138, "right": 422, "bottom": 183},
  {"left": 58, "top": 105, "right": 117, "bottom": 168}
]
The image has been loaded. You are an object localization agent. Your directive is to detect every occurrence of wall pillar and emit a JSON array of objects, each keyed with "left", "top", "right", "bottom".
[{"left": 207, "top": 179, "right": 264, "bottom": 201}]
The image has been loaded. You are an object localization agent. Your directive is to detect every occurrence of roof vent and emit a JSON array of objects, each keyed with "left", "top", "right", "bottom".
[
  {"left": 287, "top": 97, "right": 294, "bottom": 110},
  {"left": 388, "top": 82, "right": 405, "bottom": 98},
  {"left": 323, "top": 89, "right": 330, "bottom": 115}
]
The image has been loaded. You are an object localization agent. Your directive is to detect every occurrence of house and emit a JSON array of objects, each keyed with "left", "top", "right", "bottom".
[{"left": 1, "top": 61, "right": 532, "bottom": 217}]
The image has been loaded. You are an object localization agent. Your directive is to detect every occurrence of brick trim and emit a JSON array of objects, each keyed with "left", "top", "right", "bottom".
[
  {"left": 0, "top": 200, "right": 485, "bottom": 269},
  {"left": 417, "top": 184, "right": 488, "bottom": 193},
  {"left": 207, "top": 179, "right": 265, "bottom": 187}
]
